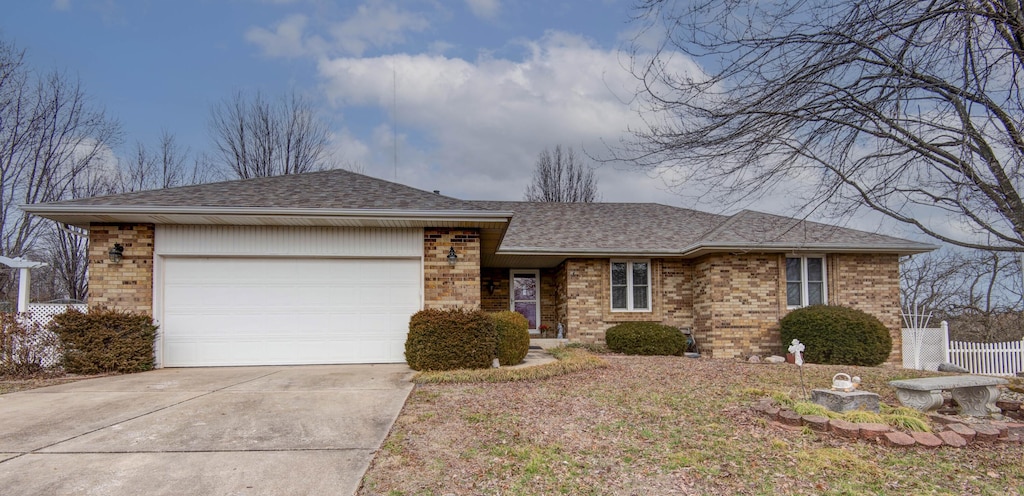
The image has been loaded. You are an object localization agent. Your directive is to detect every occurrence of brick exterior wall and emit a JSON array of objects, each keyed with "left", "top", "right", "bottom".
[
  {"left": 562, "top": 258, "right": 695, "bottom": 344},
  {"left": 539, "top": 268, "right": 559, "bottom": 330},
  {"left": 547, "top": 253, "right": 902, "bottom": 362},
  {"left": 827, "top": 253, "right": 903, "bottom": 364},
  {"left": 423, "top": 228, "right": 481, "bottom": 310},
  {"left": 480, "top": 267, "right": 508, "bottom": 313},
  {"left": 692, "top": 253, "right": 785, "bottom": 359},
  {"left": 87, "top": 223, "right": 155, "bottom": 315}
]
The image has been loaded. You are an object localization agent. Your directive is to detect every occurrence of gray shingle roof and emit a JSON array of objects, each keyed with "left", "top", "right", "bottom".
[
  {"left": 473, "top": 201, "right": 727, "bottom": 251},
  {"left": 40, "top": 168, "right": 485, "bottom": 211},
  {"left": 699, "top": 210, "right": 917, "bottom": 247},
  {"left": 25, "top": 168, "right": 935, "bottom": 254},
  {"left": 471, "top": 201, "right": 934, "bottom": 254}
]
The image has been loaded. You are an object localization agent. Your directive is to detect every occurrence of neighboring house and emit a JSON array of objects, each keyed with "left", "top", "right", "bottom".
[{"left": 23, "top": 169, "right": 936, "bottom": 367}]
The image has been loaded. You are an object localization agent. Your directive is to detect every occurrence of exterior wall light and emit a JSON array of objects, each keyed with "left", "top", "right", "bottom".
[
  {"left": 486, "top": 280, "right": 496, "bottom": 295},
  {"left": 108, "top": 243, "right": 124, "bottom": 263},
  {"left": 447, "top": 246, "right": 458, "bottom": 266}
]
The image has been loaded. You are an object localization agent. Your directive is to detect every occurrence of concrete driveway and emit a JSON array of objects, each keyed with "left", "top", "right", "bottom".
[{"left": 0, "top": 364, "right": 414, "bottom": 495}]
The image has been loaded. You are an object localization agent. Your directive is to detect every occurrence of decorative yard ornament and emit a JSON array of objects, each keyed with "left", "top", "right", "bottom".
[
  {"left": 0, "top": 256, "right": 48, "bottom": 313},
  {"left": 832, "top": 373, "right": 854, "bottom": 391},
  {"left": 788, "top": 339, "right": 805, "bottom": 366},
  {"left": 788, "top": 338, "right": 807, "bottom": 399}
]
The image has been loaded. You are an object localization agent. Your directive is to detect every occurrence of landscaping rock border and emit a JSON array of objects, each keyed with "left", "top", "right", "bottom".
[{"left": 751, "top": 398, "right": 1024, "bottom": 449}]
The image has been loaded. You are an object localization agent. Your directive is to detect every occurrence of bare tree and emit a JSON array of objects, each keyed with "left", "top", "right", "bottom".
[
  {"left": 524, "top": 145, "right": 599, "bottom": 202},
  {"left": 0, "top": 38, "right": 120, "bottom": 302},
  {"left": 118, "top": 130, "right": 213, "bottom": 192},
  {"left": 209, "top": 90, "right": 333, "bottom": 179},
  {"left": 624, "top": 0, "right": 1024, "bottom": 252},
  {"left": 901, "top": 249, "right": 1023, "bottom": 341}
]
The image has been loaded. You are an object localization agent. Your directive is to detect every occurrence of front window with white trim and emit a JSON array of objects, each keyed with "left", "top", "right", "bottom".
[
  {"left": 611, "top": 260, "right": 650, "bottom": 311},
  {"left": 786, "top": 256, "right": 826, "bottom": 307}
]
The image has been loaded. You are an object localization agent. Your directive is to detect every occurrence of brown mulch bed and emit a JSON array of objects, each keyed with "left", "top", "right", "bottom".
[{"left": 359, "top": 355, "right": 1024, "bottom": 495}]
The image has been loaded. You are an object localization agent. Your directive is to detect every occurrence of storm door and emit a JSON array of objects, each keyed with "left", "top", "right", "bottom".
[{"left": 510, "top": 270, "right": 540, "bottom": 333}]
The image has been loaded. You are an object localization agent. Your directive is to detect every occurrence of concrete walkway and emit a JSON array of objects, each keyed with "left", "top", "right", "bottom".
[{"left": 0, "top": 364, "right": 414, "bottom": 495}]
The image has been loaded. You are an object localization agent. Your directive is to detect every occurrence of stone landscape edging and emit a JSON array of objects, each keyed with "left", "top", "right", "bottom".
[{"left": 751, "top": 398, "right": 1024, "bottom": 448}]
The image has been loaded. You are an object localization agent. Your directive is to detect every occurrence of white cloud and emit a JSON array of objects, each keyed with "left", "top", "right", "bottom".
[
  {"left": 245, "top": 14, "right": 314, "bottom": 58},
  {"left": 247, "top": 1, "right": 431, "bottom": 58},
  {"left": 317, "top": 31, "right": 695, "bottom": 203},
  {"left": 465, "top": 0, "right": 500, "bottom": 20},
  {"left": 329, "top": 1, "right": 430, "bottom": 56}
]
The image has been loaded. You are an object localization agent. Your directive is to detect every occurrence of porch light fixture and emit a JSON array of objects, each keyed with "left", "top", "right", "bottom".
[
  {"left": 108, "top": 243, "right": 124, "bottom": 263},
  {"left": 447, "top": 246, "right": 458, "bottom": 266},
  {"left": 486, "top": 280, "right": 496, "bottom": 295}
]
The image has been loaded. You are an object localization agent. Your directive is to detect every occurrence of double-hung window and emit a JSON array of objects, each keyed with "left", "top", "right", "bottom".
[
  {"left": 611, "top": 260, "right": 650, "bottom": 311},
  {"left": 786, "top": 256, "right": 826, "bottom": 307}
]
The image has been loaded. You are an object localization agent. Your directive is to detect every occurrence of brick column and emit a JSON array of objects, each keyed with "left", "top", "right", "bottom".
[
  {"left": 87, "top": 223, "right": 155, "bottom": 315},
  {"left": 423, "top": 228, "right": 480, "bottom": 310}
]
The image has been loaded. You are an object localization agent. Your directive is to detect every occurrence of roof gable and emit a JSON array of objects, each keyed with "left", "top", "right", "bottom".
[{"left": 38, "top": 168, "right": 484, "bottom": 211}]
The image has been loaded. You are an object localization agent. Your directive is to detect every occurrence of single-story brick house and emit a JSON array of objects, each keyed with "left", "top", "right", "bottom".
[{"left": 24, "top": 169, "right": 936, "bottom": 367}]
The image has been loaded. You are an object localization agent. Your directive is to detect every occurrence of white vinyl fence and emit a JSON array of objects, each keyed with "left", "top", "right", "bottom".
[
  {"left": 902, "top": 320, "right": 1024, "bottom": 376},
  {"left": 948, "top": 339, "right": 1024, "bottom": 377}
]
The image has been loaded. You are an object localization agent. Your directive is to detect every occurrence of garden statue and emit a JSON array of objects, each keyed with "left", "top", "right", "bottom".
[
  {"left": 788, "top": 339, "right": 804, "bottom": 366},
  {"left": 789, "top": 339, "right": 807, "bottom": 398}
]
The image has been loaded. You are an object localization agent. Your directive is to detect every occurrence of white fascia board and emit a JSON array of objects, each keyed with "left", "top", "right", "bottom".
[{"left": 495, "top": 241, "right": 938, "bottom": 258}]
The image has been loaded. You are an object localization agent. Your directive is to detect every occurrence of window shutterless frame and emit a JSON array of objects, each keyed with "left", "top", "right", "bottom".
[
  {"left": 610, "top": 260, "right": 651, "bottom": 311},
  {"left": 785, "top": 255, "right": 827, "bottom": 308}
]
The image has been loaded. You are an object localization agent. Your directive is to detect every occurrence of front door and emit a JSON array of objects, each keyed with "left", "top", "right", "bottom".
[{"left": 510, "top": 270, "right": 540, "bottom": 333}]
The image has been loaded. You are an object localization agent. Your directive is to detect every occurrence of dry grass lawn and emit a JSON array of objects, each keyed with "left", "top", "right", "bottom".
[
  {"left": 0, "top": 373, "right": 103, "bottom": 394},
  {"left": 360, "top": 353, "right": 1024, "bottom": 495}
]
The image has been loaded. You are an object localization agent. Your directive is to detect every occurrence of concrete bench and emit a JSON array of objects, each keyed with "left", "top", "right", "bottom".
[{"left": 889, "top": 375, "right": 1008, "bottom": 417}]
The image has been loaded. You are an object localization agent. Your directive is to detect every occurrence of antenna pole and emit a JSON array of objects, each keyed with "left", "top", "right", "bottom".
[{"left": 393, "top": 64, "right": 398, "bottom": 181}]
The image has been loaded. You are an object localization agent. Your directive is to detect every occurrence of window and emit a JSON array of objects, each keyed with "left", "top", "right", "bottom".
[
  {"left": 786, "top": 256, "right": 826, "bottom": 307},
  {"left": 611, "top": 260, "right": 650, "bottom": 311}
]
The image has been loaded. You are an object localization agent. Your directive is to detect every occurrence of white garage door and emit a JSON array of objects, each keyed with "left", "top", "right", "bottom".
[{"left": 161, "top": 257, "right": 421, "bottom": 366}]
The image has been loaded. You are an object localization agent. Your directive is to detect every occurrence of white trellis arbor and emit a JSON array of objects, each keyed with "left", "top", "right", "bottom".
[{"left": 0, "top": 255, "right": 47, "bottom": 313}]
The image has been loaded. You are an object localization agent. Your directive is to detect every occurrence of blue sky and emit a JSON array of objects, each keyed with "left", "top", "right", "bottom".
[{"left": 3, "top": 0, "right": 696, "bottom": 205}]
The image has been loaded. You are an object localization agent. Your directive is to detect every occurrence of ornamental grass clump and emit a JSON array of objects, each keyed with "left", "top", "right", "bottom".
[
  {"left": 405, "top": 308, "right": 496, "bottom": 371},
  {"left": 605, "top": 322, "right": 687, "bottom": 356},
  {"left": 779, "top": 305, "right": 892, "bottom": 366}
]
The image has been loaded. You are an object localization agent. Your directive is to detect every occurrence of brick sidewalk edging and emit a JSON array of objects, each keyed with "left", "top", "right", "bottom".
[{"left": 751, "top": 398, "right": 1024, "bottom": 448}]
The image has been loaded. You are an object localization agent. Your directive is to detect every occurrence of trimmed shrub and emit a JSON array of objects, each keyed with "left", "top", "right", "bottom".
[
  {"left": 492, "top": 311, "right": 530, "bottom": 366},
  {"left": 405, "top": 308, "right": 496, "bottom": 371},
  {"left": 779, "top": 305, "right": 892, "bottom": 366},
  {"left": 0, "top": 313, "right": 62, "bottom": 377},
  {"left": 605, "top": 322, "right": 686, "bottom": 356},
  {"left": 48, "top": 308, "right": 158, "bottom": 374}
]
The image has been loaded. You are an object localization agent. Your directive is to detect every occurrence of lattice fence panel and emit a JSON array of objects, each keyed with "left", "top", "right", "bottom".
[
  {"left": 2, "top": 304, "right": 88, "bottom": 371},
  {"left": 901, "top": 321, "right": 948, "bottom": 372}
]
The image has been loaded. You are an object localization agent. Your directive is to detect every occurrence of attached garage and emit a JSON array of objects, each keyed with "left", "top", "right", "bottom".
[{"left": 154, "top": 226, "right": 424, "bottom": 367}]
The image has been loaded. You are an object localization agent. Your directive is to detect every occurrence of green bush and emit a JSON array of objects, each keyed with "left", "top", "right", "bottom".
[
  {"left": 604, "top": 322, "right": 686, "bottom": 356},
  {"left": 405, "top": 308, "right": 496, "bottom": 371},
  {"left": 48, "top": 308, "right": 158, "bottom": 374},
  {"left": 492, "top": 311, "right": 530, "bottom": 366},
  {"left": 779, "top": 305, "right": 892, "bottom": 366}
]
